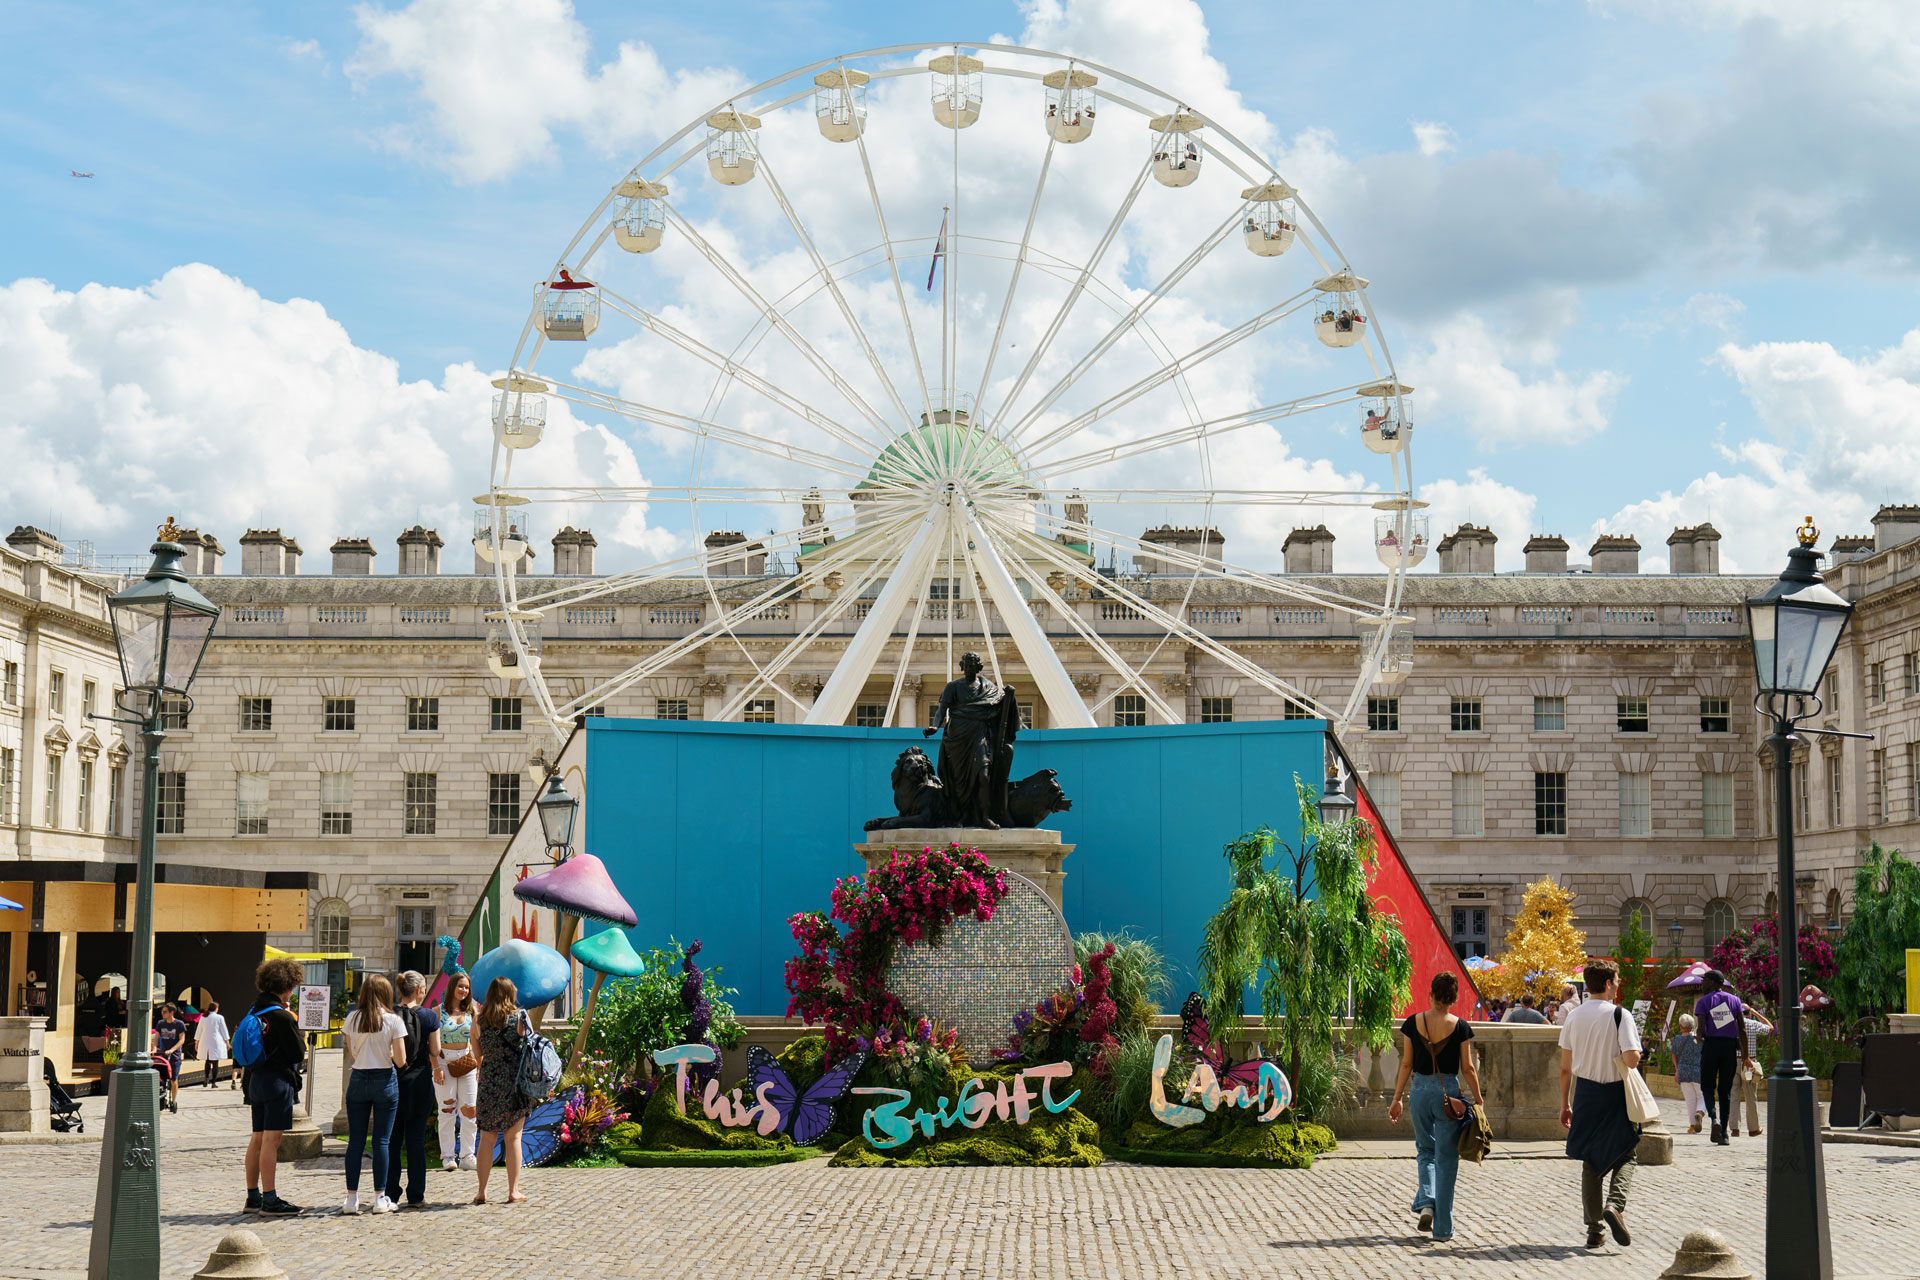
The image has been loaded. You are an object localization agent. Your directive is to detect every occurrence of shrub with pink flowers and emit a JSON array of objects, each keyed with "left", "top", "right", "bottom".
[
  {"left": 1708, "top": 916, "right": 1838, "bottom": 1009},
  {"left": 785, "top": 842, "right": 1008, "bottom": 1062}
]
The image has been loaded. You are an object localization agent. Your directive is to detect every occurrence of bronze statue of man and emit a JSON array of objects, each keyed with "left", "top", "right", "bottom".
[{"left": 923, "top": 651, "right": 1019, "bottom": 828}]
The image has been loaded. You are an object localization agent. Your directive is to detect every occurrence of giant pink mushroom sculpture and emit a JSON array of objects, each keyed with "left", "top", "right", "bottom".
[{"left": 513, "top": 853, "right": 636, "bottom": 1028}]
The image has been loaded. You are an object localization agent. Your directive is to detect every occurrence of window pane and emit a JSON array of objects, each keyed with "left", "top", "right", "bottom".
[
  {"left": 1366, "top": 696, "right": 1400, "bottom": 732},
  {"left": 490, "top": 697, "right": 523, "bottom": 732},
  {"left": 1113, "top": 695, "right": 1147, "bottom": 727},
  {"left": 1616, "top": 696, "right": 1649, "bottom": 733},
  {"left": 1699, "top": 697, "right": 1731, "bottom": 733},
  {"left": 239, "top": 697, "right": 273, "bottom": 732},
  {"left": 323, "top": 697, "right": 356, "bottom": 732},
  {"left": 853, "top": 703, "right": 886, "bottom": 728},
  {"left": 404, "top": 772, "right": 438, "bottom": 835},
  {"left": 320, "top": 770, "right": 353, "bottom": 835},
  {"left": 1704, "top": 900, "right": 1737, "bottom": 949},
  {"left": 487, "top": 772, "right": 522, "bottom": 836},
  {"left": 1827, "top": 754, "right": 1842, "bottom": 827},
  {"left": 77, "top": 760, "right": 94, "bottom": 830},
  {"left": 1534, "top": 771, "right": 1567, "bottom": 836},
  {"left": 1371, "top": 772, "right": 1401, "bottom": 835},
  {"left": 1619, "top": 771, "right": 1651, "bottom": 837},
  {"left": 1450, "top": 772, "right": 1484, "bottom": 836},
  {"left": 1531, "top": 695, "right": 1565, "bottom": 732},
  {"left": 159, "top": 692, "right": 191, "bottom": 730},
  {"left": 1199, "top": 697, "right": 1234, "bottom": 723},
  {"left": 407, "top": 696, "right": 440, "bottom": 732},
  {"left": 743, "top": 698, "right": 776, "bottom": 724},
  {"left": 1702, "top": 771, "right": 1734, "bottom": 836},
  {"left": 236, "top": 771, "right": 269, "bottom": 836},
  {"left": 656, "top": 699, "right": 689, "bottom": 721},
  {"left": 1449, "top": 697, "right": 1483, "bottom": 733},
  {"left": 0, "top": 748, "right": 14, "bottom": 824},
  {"left": 155, "top": 771, "right": 186, "bottom": 835}
]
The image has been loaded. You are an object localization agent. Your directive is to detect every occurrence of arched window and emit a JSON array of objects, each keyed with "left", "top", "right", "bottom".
[
  {"left": 1704, "top": 899, "right": 1737, "bottom": 949},
  {"left": 1825, "top": 887, "right": 1843, "bottom": 928},
  {"left": 314, "top": 897, "right": 351, "bottom": 951},
  {"left": 1620, "top": 897, "right": 1656, "bottom": 940},
  {"left": 1763, "top": 889, "right": 1779, "bottom": 921}
]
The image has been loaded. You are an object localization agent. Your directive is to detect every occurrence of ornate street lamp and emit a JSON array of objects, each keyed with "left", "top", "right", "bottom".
[
  {"left": 1316, "top": 765, "right": 1357, "bottom": 828},
  {"left": 536, "top": 771, "right": 579, "bottom": 859},
  {"left": 1746, "top": 517, "right": 1860, "bottom": 1280},
  {"left": 89, "top": 520, "right": 219, "bottom": 1280}
]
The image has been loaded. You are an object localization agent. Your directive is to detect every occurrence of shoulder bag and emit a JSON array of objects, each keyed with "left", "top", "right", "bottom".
[
  {"left": 1615, "top": 1007, "right": 1661, "bottom": 1126},
  {"left": 1415, "top": 1013, "right": 1470, "bottom": 1122}
]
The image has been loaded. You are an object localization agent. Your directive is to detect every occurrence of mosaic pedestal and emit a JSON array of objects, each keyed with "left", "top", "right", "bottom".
[{"left": 855, "top": 828, "right": 1073, "bottom": 907}]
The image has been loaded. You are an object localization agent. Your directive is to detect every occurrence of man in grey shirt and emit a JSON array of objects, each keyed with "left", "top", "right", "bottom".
[{"left": 1505, "top": 993, "right": 1549, "bottom": 1025}]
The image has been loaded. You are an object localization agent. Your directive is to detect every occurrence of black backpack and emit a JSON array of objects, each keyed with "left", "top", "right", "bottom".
[{"left": 397, "top": 1005, "right": 428, "bottom": 1081}]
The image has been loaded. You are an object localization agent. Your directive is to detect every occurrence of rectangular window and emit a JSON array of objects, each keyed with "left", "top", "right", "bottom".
[
  {"left": 320, "top": 771, "right": 353, "bottom": 835},
  {"left": 853, "top": 703, "right": 886, "bottom": 728},
  {"left": 1, "top": 660, "right": 17, "bottom": 704},
  {"left": 1534, "top": 771, "right": 1568, "bottom": 836},
  {"left": 108, "top": 763, "right": 122, "bottom": 835},
  {"left": 1282, "top": 697, "right": 1315, "bottom": 720},
  {"left": 1906, "top": 653, "right": 1919, "bottom": 696},
  {"left": 82, "top": 680, "right": 96, "bottom": 719},
  {"left": 0, "top": 747, "right": 13, "bottom": 823},
  {"left": 1702, "top": 772, "right": 1735, "bottom": 836},
  {"left": 77, "top": 760, "right": 94, "bottom": 830},
  {"left": 159, "top": 692, "right": 190, "bottom": 730},
  {"left": 323, "top": 697, "right": 356, "bottom": 732},
  {"left": 1870, "top": 662, "right": 1887, "bottom": 704},
  {"left": 1449, "top": 697, "right": 1483, "bottom": 733},
  {"left": 489, "top": 697, "right": 523, "bottom": 732},
  {"left": 1450, "top": 772, "right": 1485, "bottom": 837},
  {"left": 1616, "top": 696, "right": 1650, "bottom": 733},
  {"left": 1868, "top": 749, "right": 1885, "bottom": 821},
  {"left": 238, "top": 696, "right": 273, "bottom": 731},
  {"left": 1113, "top": 694, "right": 1147, "bottom": 727},
  {"left": 1199, "top": 697, "right": 1234, "bottom": 723},
  {"left": 1761, "top": 766, "right": 1773, "bottom": 835},
  {"left": 1533, "top": 696, "right": 1566, "bottom": 732},
  {"left": 1619, "top": 771, "right": 1652, "bottom": 837},
  {"left": 1910, "top": 742, "right": 1920, "bottom": 817},
  {"left": 1794, "top": 762, "right": 1808, "bottom": 831},
  {"left": 44, "top": 754, "right": 62, "bottom": 826},
  {"left": 1366, "top": 696, "right": 1400, "bottom": 733},
  {"left": 155, "top": 770, "right": 185, "bottom": 835},
  {"left": 743, "top": 698, "right": 776, "bottom": 724},
  {"left": 655, "top": 698, "right": 689, "bottom": 721},
  {"left": 406, "top": 696, "right": 440, "bottom": 732},
  {"left": 48, "top": 670, "right": 65, "bottom": 716},
  {"left": 1017, "top": 703, "right": 1035, "bottom": 730},
  {"left": 1699, "top": 696, "right": 1731, "bottom": 733},
  {"left": 487, "top": 772, "right": 522, "bottom": 836},
  {"left": 1370, "top": 771, "right": 1401, "bottom": 835},
  {"left": 235, "top": 771, "right": 269, "bottom": 836},
  {"left": 582, "top": 705, "right": 606, "bottom": 717},
  {"left": 1827, "top": 754, "right": 1843, "bottom": 827},
  {"left": 403, "top": 772, "right": 438, "bottom": 836}
]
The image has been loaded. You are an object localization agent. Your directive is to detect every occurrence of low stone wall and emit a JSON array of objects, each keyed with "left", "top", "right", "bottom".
[
  {"left": 1649, "top": 1071, "right": 1833, "bottom": 1103},
  {"left": 727, "top": 1017, "right": 1568, "bottom": 1142}
]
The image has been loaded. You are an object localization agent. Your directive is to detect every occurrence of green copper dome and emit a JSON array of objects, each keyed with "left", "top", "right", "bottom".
[{"left": 857, "top": 419, "right": 1024, "bottom": 490}]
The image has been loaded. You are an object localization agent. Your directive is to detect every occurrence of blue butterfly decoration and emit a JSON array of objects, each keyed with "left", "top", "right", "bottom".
[
  {"left": 492, "top": 1091, "right": 571, "bottom": 1168},
  {"left": 745, "top": 1045, "right": 869, "bottom": 1145}
]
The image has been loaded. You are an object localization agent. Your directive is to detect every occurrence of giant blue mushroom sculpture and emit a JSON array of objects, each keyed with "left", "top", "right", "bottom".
[{"left": 469, "top": 938, "right": 571, "bottom": 1019}]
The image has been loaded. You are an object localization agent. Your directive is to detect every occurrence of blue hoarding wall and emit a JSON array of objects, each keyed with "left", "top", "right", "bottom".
[{"left": 584, "top": 718, "right": 1324, "bottom": 1016}]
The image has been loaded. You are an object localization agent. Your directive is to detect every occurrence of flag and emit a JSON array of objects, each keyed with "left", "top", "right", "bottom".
[{"left": 926, "top": 211, "right": 947, "bottom": 291}]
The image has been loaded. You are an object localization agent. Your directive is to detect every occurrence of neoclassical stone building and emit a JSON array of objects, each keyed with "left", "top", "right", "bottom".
[{"left": 10, "top": 509, "right": 1919, "bottom": 973}]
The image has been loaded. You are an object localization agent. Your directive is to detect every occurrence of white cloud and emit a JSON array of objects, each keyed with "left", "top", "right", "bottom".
[
  {"left": 1404, "top": 310, "right": 1625, "bottom": 449},
  {"left": 346, "top": 0, "right": 739, "bottom": 183},
  {"left": 1417, "top": 468, "right": 1539, "bottom": 570},
  {"left": 1411, "top": 121, "right": 1455, "bottom": 157},
  {"left": 283, "top": 39, "right": 325, "bottom": 62},
  {"left": 0, "top": 265, "right": 670, "bottom": 567}
]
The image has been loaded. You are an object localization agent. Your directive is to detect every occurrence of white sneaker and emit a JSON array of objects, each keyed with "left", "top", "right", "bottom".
[
  {"left": 371, "top": 1195, "right": 398, "bottom": 1215},
  {"left": 340, "top": 1195, "right": 361, "bottom": 1215},
  {"left": 458, "top": 1155, "right": 477, "bottom": 1171},
  {"left": 442, "top": 1158, "right": 457, "bottom": 1171}
]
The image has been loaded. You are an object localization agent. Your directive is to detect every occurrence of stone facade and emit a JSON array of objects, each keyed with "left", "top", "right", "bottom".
[{"left": 13, "top": 511, "right": 1920, "bottom": 972}]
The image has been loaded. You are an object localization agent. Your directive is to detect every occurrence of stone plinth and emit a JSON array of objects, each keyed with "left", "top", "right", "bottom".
[
  {"left": 0, "top": 1017, "right": 50, "bottom": 1135},
  {"left": 855, "top": 828, "right": 1073, "bottom": 907}
]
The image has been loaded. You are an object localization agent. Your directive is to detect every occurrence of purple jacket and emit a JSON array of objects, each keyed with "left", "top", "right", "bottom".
[{"left": 1694, "top": 990, "right": 1747, "bottom": 1039}]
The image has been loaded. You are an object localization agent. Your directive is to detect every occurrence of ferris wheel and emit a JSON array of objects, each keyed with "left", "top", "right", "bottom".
[{"left": 482, "top": 41, "right": 1424, "bottom": 741}]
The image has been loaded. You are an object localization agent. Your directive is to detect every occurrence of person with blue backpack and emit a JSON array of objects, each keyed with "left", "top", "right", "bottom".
[
  {"left": 239, "top": 958, "right": 306, "bottom": 1217},
  {"left": 470, "top": 976, "right": 552, "bottom": 1204}
]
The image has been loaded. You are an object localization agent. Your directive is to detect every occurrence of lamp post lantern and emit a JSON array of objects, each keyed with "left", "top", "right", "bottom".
[
  {"left": 1316, "top": 764, "right": 1357, "bottom": 829},
  {"left": 88, "top": 521, "right": 219, "bottom": 1280},
  {"left": 536, "top": 771, "right": 579, "bottom": 858},
  {"left": 1746, "top": 517, "right": 1855, "bottom": 1280}
]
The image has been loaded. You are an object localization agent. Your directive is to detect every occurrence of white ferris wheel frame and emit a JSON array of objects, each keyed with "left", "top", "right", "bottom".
[{"left": 485, "top": 40, "right": 1418, "bottom": 744}]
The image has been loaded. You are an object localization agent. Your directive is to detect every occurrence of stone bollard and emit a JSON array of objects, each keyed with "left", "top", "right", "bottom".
[
  {"left": 192, "top": 1229, "right": 288, "bottom": 1280},
  {"left": 0, "top": 1017, "right": 51, "bottom": 1135},
  {"left": 1657, "top": 1228, "right": 1753, "bottom": 1279},
  {"left": 1635, "top": 1118, "right": 1674, "bottom": 1166}
]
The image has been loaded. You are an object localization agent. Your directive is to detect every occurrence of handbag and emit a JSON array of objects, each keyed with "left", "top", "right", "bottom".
[
  {"left": 1416, "top": 1014, "right": 1471, "bottom": 1122},
  {"left": 447, "top": 1050, "right": 479, "bottom": 1078},
  {"left": 1615, "top": 1007, "right": 1661, "bottom": 1126}
]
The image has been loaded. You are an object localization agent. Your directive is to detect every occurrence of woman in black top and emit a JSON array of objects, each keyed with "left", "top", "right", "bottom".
[{"left": 1387, "top": 972, "right": 1486, "bottom": 1242}]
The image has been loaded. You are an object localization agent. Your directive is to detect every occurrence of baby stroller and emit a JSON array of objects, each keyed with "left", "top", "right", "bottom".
[
  {"left": 149, "top": 1051, "right": 177, "bottom": 1113},
  {"left": 44, "top": 1060, "right": 83, "bottom": 1133}
]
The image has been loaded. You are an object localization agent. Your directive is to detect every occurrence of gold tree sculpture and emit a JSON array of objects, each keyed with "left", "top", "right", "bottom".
[{"left": 1482, "top": 879, "right": 1589, "bottom": 1001}]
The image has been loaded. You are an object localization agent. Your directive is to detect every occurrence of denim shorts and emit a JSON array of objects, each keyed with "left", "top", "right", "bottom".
[{"left": 247, "top": 1072, "right": 298, "bottom": 1132}]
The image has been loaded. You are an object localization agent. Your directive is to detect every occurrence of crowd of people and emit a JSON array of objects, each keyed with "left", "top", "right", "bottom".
[{"left": 238, "top": 957, "right": 538, "bottom": 1217}]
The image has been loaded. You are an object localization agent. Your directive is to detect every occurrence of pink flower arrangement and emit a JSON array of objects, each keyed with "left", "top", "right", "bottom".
[
  {"left": 785, "top": 842, "right": 1008, "bottom": 1062},
  {"left": 557, "top": 1085, "right": 628, "bottom": 1153}
]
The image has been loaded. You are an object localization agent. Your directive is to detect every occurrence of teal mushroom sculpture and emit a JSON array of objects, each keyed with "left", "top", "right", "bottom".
[{"left": 567, "top": 928, "right": 646, "bottom": 1078}]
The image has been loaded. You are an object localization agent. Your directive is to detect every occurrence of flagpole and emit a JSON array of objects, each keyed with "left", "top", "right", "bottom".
[{"left": 940, "top": 203, "right": 950, "bottom": 411}]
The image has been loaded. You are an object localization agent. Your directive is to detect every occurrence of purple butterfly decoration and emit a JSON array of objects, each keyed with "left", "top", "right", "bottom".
[
  {"left": 1181, "top": 992, "right": 1277, "bottom": 1091},
  {"left": 745, "top": 1045, "right": 869, "bottom": 1146}
]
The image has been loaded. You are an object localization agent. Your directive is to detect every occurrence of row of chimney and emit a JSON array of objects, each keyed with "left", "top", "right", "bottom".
[{"left": 1278, "top": 522, "right": 1725, "bottom": 574}]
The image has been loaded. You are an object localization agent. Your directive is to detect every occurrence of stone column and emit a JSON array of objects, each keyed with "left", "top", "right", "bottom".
[{"left": 0, "top": 1017, "right": 49, "bottom": 1134}]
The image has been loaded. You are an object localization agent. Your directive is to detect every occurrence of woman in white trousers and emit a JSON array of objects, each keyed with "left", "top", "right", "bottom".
[{"left": 434, "top": 974, "right": 480, "bottom": 1170}]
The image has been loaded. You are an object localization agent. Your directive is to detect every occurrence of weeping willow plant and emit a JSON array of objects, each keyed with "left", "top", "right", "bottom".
[{"left": 1197, "top": 777, "right": 1413, "bottom": 1124}]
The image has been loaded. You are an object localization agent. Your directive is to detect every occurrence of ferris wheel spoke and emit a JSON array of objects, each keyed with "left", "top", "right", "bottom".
[
  {"left": 1018, "top": 288, "right": 1315, "bottom": 458},
  {"left": 660, "top": 204, "right": 905, "bottom": 446},
  {"left": 596, "top": 289, "right": 890, "bottom": 462},
  {"left": 807, "top": 507, "right": 948, "bottom": 725},
  {"left": 978, "top": 154, "right": 1155, "bottom": 441},
  {"left": 961, "top": 509, "right": 1096, "bottom": 727},
  {"left": 1005, "top": 205, "right": 1245, "bottom": 447},
  {"left": 969, "top": 131, "right": 1059, "bottom": 434},
  {"left": 1026, "top": 509, "right": 1387, "bottom": 618},
  {"left": 1030, "top": 380, "right": 1372, "bottom": 477},
  {"left": 980, "top": 509, "right": 1337, "bottom": 722}
]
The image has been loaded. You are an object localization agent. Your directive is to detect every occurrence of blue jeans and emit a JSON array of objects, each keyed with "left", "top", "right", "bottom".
[
  {"left": 1409, "top": 1073, "right": 1465, "bottom": 1239},
  {"left": 345, "top": 1068, "right": 398, "bottom": 1194}
]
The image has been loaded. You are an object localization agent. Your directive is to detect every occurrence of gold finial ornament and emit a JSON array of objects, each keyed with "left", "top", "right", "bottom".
[
  {"left": 1797, "top": 516, "right": 1819, "bottom": 547},
  {"left": 157, "top": 517, "right": 184, "bottom": 542}
]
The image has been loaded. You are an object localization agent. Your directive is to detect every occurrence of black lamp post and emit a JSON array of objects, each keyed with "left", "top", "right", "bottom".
[
  {"left": 536, "top": 771, "right": 579, "bottom": 859},
  {"left": 1745, "top": 517, "right": 1857, "bottom": 1280},
  {"left": 88, "top": 521, "right": 219, "bottom": 1280}
]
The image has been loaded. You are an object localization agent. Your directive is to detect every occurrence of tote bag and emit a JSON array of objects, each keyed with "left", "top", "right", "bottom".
[{"left": 1616, "top": 1007, "right": 1662, "bottom": 1125}]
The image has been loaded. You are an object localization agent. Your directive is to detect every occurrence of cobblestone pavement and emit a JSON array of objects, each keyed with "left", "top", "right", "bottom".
[{"left": 12, "top": 1067, "right": 1918, "bottom": 1280}]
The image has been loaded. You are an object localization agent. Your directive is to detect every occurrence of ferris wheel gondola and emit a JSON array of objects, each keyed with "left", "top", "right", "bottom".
[{"left": 486, "top": 42, "right": 1419, "bottom": 743}]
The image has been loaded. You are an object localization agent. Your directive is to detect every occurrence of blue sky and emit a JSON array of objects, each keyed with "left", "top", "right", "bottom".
[{"left": 4, "top": 0, "right": 1916, "bottom": 576}]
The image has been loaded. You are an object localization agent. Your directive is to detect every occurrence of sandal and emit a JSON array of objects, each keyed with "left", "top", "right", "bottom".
[{"left": 471, "top": 1195, "right": 488, "bottom": 1205}]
